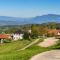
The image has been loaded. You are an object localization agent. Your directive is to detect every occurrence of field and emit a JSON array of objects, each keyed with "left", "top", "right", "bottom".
[{"left": 0, "top": 39, "right": 52, "bottom": 60}]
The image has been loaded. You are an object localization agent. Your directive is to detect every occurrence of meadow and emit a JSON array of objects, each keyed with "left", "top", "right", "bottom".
[{"left": 0, "top": 39, "right": 51, "bottom": 60}]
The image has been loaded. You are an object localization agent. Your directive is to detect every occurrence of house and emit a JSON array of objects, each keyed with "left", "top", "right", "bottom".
[
  {"left": 55, "top": 30, "right": 60, "bottom": 38},
  {"left": 48, "top": 29, "right": 60, "bottom": 38},
  {"left": 47, "top": 29, "right": 57, "bottom": 35},
  {"left": 0, "top": 34, "right": 11, "bottom": 43},
  {"left": 12, "top": 33, "right": 24, "bottom": 40},
  {"left": 11, "top": 30, "right": 24, "bottom": 41}
]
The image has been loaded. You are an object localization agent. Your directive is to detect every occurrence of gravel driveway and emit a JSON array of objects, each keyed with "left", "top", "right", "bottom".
[
  {"left": 38, "top": 37, "right": 59, "bottom": 47},
  {"left": 30, "top": 50, "right": 60, "bottom": 60}
]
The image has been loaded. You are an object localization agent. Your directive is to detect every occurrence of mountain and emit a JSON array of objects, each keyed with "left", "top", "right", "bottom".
[
  {"left": 0, "top": 14, "right": 60, "bottom": 26},
  {"left": 27, "top": 14, "right": 60, "bottom": 24}
]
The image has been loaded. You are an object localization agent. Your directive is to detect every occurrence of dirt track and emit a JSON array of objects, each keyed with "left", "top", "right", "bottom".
[
  {"left": 30, "top": 50, "right": 60, "bottom": 60},
  {"left": 30, "top": 37, "right": 60, "bottom": 60},
  {"left": 38, "top": 37, "right": 59, "bottom": 47}
]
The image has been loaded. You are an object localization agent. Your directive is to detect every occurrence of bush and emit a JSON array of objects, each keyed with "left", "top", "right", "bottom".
[
  {"left": 3, "top": 39, "right": 12, "bottom": 43},
  {"left": 51, "top": 40, "right": 60, "bottom": 49},
  {"left": 47, "top": 33, "right": 55, "bottom": 37},
  {"left": 23, "top": 32, "right": 30, "bottom": 40}
]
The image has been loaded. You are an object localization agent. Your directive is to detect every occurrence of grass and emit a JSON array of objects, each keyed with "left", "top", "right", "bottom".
[
  {"left": 0, "top": 39, "right": 52, "bottom": 60},
  {"left": 50, "top": 39, "right": 60, "bottom": 49},
  {"left": 0, "top": 40, "right": 31, "bottom": 54}
]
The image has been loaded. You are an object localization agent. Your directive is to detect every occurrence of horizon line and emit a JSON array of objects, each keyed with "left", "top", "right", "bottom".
[{"left": 0, "top": 13, "right": 60, "bottom": 18}]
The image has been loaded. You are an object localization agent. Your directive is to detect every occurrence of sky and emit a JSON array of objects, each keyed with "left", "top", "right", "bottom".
[{"left": 0, "top": 0, "right": 60, "bottom": 18}]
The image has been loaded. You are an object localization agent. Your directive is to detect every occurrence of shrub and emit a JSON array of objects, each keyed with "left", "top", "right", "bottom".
[
  {"left": 51, "top": 39, "right": 60, "bottom": 49},
  {"left": 23, "top": 32, "right": 30, "bottom": 40},
  {"left": 3, "top": 39, "right": 12, "bottom": 43}
]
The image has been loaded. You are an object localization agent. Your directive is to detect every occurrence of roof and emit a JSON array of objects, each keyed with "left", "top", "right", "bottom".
[
  {"left": 48, "top": 29, "right": 57, "bottom": 33},
  {"left": 0, "top": 34, "right": 10, "bottom": 39},
  {"left": 13, "top": 29, "right": 23, "bottom": 34},
  {"left": 48, "top": 29, "right": 60, "bottom": 35}
]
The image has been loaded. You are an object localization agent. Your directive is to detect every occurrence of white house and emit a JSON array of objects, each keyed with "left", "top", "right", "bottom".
[
  {"left": 11, "top": 30, "right": 24, "bottom": 41},
  {"left": 12, "top": 33, "right": 24, "bottom": 41},
  {"left": 11, "top": 29, "right": 31, "bottom": 41}
]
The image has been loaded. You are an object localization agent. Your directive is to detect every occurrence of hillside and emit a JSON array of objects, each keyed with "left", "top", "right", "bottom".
[
  {"left": 0, "top": 39, "right": 50, "bottom": 60},
  {"left": 0, "top": 14, "right": 60, "bottom": 26}
]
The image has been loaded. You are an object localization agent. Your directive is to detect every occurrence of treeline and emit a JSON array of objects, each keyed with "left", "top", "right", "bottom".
[
  {"left": 0, "top": 22, "right": 60, "bottom": 33},
  {"left": 0, "top": 22, "right": 60, "bottom": 39}
]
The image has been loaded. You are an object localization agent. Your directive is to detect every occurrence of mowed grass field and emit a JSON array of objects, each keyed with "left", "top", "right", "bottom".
[{"left": 0, "top": 39, "right": 51, "bottom": 60}]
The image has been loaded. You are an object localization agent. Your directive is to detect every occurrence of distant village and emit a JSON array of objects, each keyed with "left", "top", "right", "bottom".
[
  {"left": 0, "top": 23, "right": 60, "bottom": 43},
  {"left": 0, "top": 29, "right": 60, "bottom": 44},
  {"left": 0, "top": 29, "right": 32, "bottom": 43}
]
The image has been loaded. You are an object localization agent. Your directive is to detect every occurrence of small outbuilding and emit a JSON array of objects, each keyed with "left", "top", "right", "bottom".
[{"left": 0, "top": 34, "right": 11, "bottom": 43}]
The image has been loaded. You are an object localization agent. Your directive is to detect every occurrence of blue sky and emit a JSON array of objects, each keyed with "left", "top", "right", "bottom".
[{"left": 0, "top": 0, "right": 60, "bottom": 17}]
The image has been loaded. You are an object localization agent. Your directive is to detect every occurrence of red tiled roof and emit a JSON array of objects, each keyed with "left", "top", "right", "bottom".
[
  {"left": 0, "top": 34, "right": 10, "bottom": 39},
  {"left": 48, "top": 29, "right": 60, "bottom": 35},
  {"left": 48, "top": 29, "right": 56, "bottom": 33}
]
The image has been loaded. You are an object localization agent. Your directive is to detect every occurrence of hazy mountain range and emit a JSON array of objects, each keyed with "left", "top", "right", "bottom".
[{"left": 0, "top": 14, "right": 60, "bottom": 26}]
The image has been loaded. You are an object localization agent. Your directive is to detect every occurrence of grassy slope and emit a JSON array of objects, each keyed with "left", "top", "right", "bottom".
[{"left": 0, "top": 39, "right": 51, "bottom": 60}]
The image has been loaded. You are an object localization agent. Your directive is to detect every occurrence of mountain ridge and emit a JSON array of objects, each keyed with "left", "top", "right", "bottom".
[{"left": 0, "top": 14, "right": 60, "bottom": 26}]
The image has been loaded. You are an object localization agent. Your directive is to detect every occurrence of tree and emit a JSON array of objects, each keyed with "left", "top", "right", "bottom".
[
  {"left": 47, "top": 22, "right": 57, "bottom": 29},
  {"left": 31, "top": 24, "right": 40, "bottom": 38},
  {"left": 39, "top": 26, "right": 48, "bottom": 36},
  {"left": 31, "top": 24, "right": 48, "bottom": 38},
  {"left": 23, "top": 31, "right": 30, "bottom": 40}
]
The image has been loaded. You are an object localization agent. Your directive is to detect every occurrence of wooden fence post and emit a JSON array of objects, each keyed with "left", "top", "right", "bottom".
[{"left": 1, "top": 39, "right": 3, "bottom": 44}]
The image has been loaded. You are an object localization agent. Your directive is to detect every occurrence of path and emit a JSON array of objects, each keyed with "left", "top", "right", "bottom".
[
  {"left": 30, "top": 50, "right": 60, "bottom": 60},
  {"left": 38, "top": 37, "right": 59, "bottom": 47},
  {"left": 18, "top": 38, "right": 40, "bottom": 51}
]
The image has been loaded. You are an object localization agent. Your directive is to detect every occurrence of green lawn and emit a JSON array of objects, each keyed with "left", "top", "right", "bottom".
[{"left": 0, "top": 39, "right": 52, "bottom": 60}]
